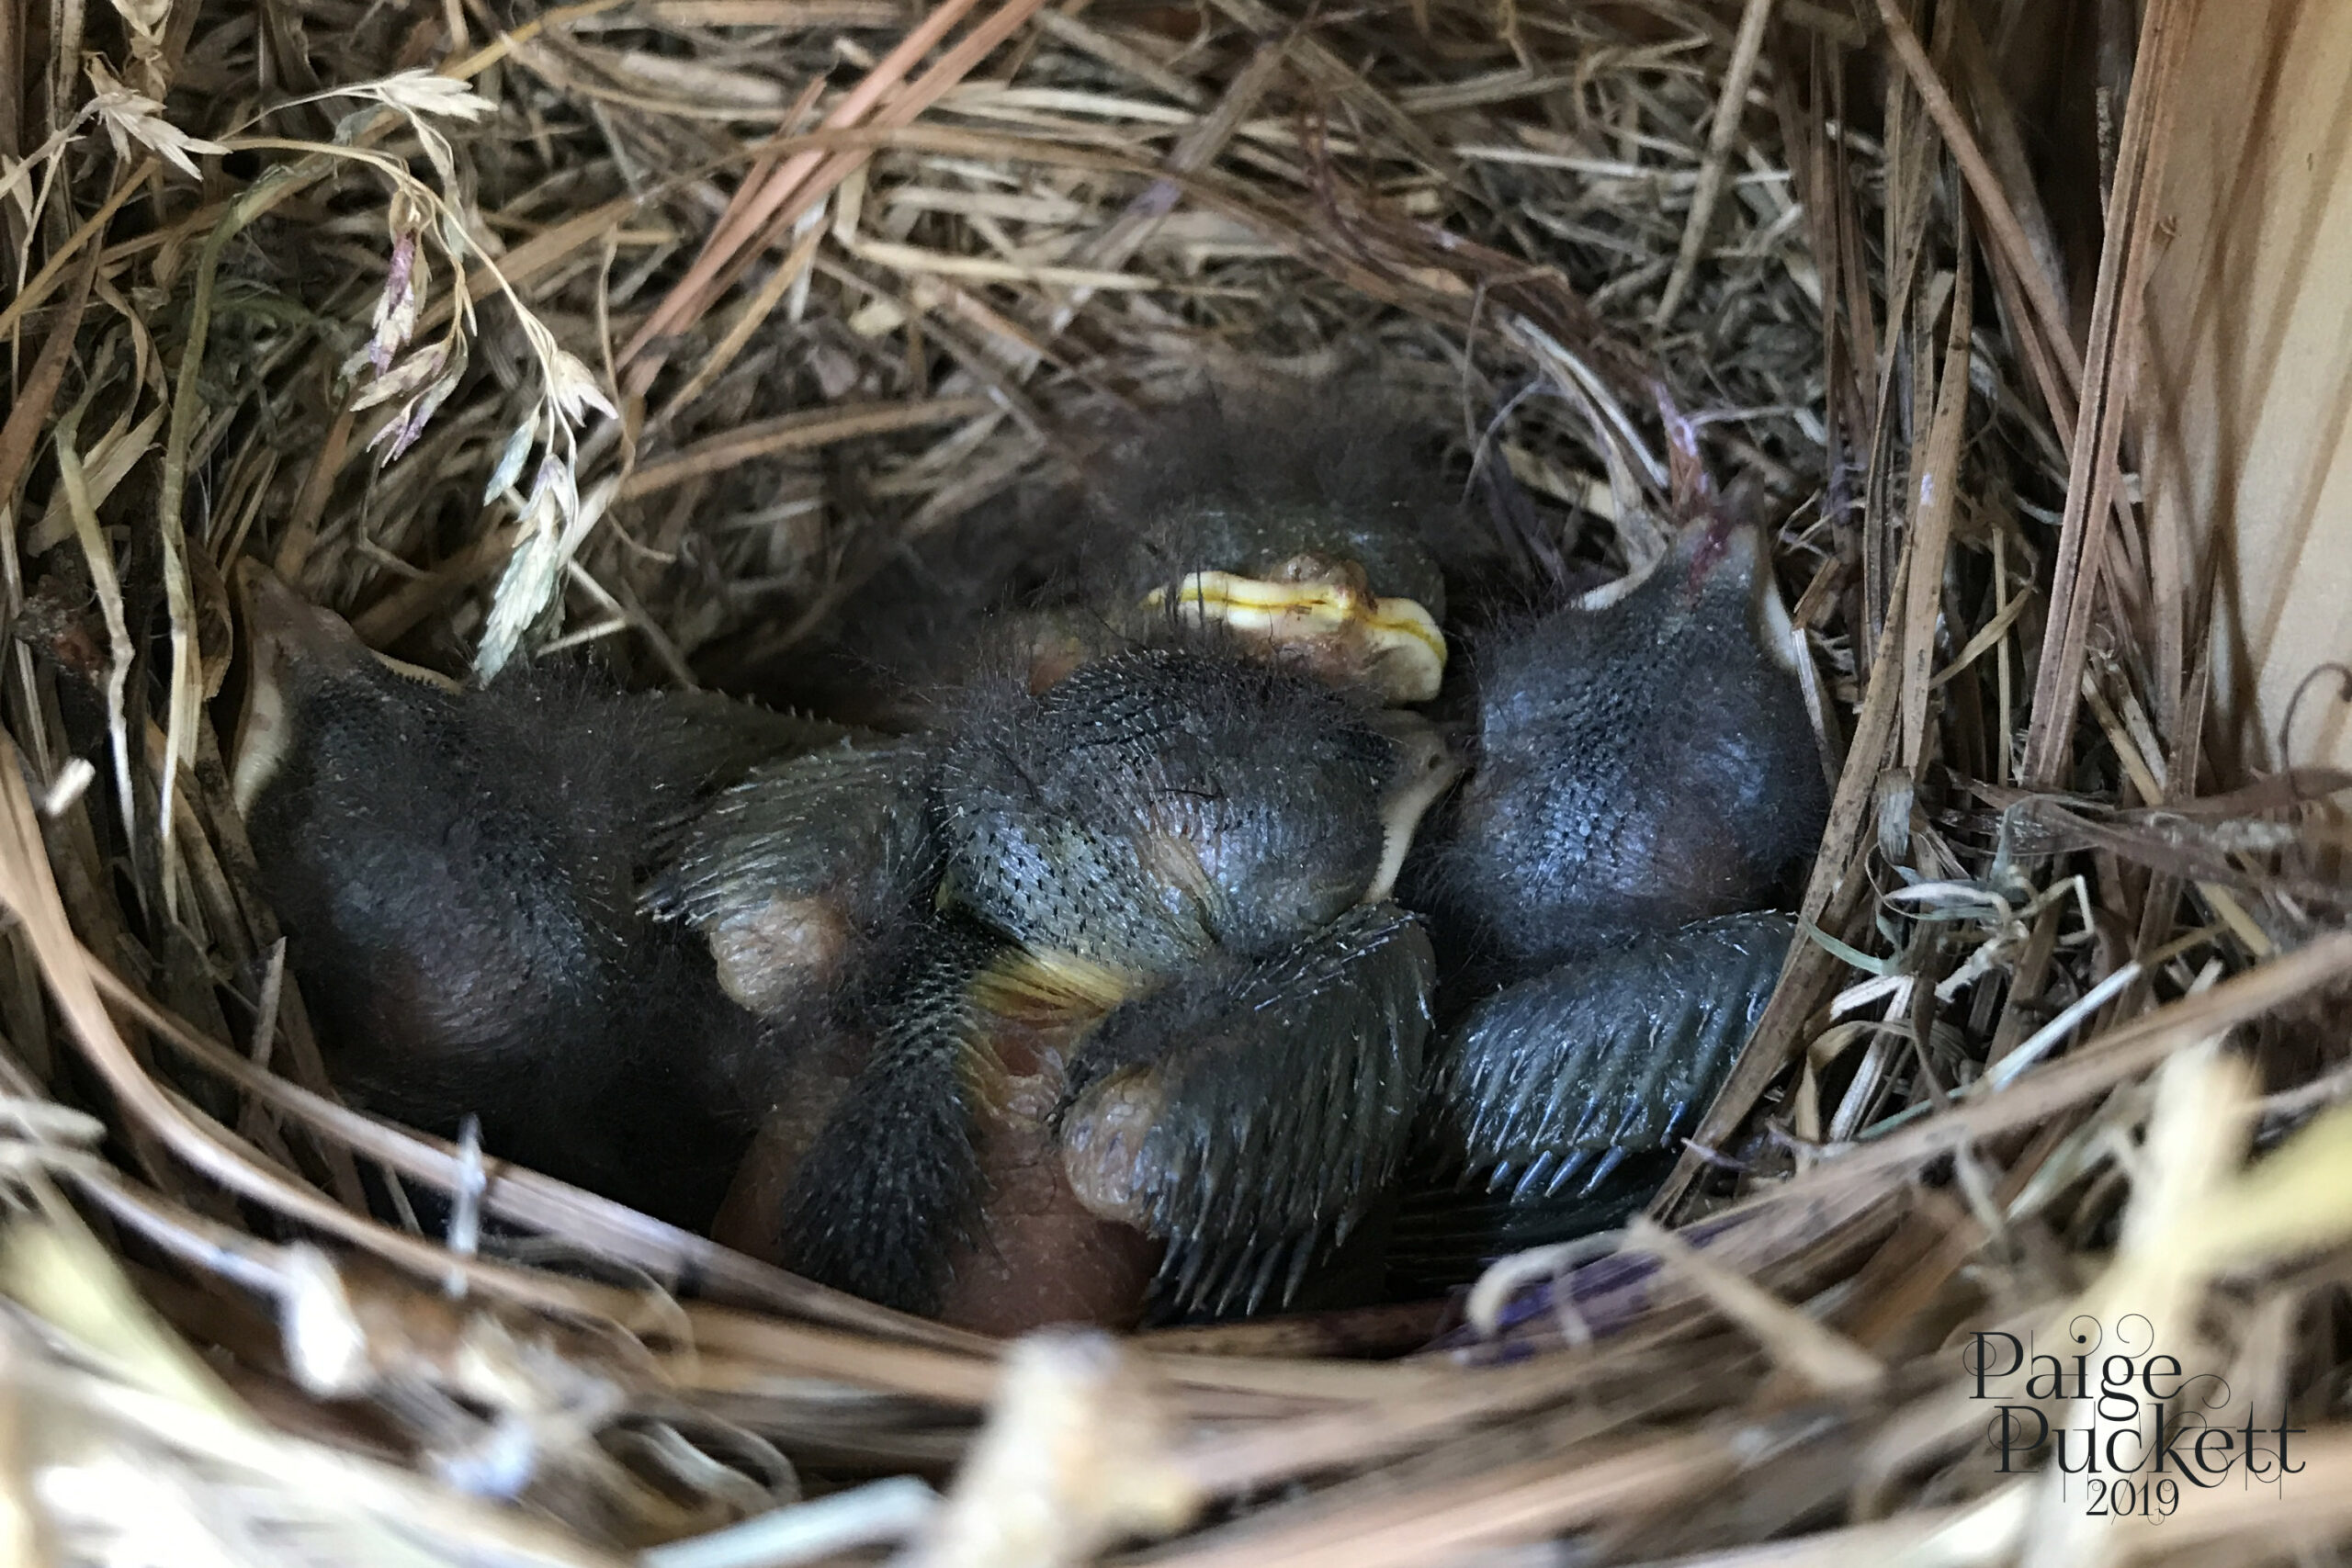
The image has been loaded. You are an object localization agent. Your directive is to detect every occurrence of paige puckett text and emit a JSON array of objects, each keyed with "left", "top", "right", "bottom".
[{"left": 1964, "top": 1315, "right": 2302, "bottom": 1518}]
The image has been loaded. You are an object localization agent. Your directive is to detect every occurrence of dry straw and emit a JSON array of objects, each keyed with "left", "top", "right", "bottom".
[{"left": 1, "top": 0, "right": 2348, "bottom": 1563}]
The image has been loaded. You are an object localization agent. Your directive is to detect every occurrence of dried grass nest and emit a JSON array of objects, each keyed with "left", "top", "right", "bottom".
[{"left": 3, "top": 0, "right": 2351, "bottom": 1563}]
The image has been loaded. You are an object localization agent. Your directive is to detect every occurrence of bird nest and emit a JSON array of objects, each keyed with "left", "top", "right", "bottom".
[{"left": 5, "top": 0, "right": 2352, "bottom": 1563}]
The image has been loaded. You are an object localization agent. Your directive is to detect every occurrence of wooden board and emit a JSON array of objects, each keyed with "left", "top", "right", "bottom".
[{"left": 2140, "top": 0, "right": 2352, "bottom": 775}]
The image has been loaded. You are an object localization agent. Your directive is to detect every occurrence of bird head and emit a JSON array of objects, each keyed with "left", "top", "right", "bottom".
[
  {"left": 1086, "top": 383, "right": 1461, "bottom": 705},
  {"left": 230, "top": 565, "right": 458, "bottom": 818},
  {"left": 1138, "top": 534, "right": 1448, "bottom": 705}
]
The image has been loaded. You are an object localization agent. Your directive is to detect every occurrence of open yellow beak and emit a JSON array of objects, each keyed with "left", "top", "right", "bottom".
[{"left": 1144, "top": 570, "right": 1448, "bottom": 704}]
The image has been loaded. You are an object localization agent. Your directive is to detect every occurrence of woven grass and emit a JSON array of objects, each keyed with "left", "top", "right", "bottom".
[{"left": 5, "top": 0, "right": 2352, "bottom": 1562}]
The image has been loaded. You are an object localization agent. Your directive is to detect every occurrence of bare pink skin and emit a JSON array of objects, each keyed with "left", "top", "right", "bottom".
[
  {"left": 712, "top": 1003, "right": 1161, "bottom": 1336},
  {"left": 710, "top": 1026, "right": 870, "bottom": 1264},
  {"left": 933, "top": 1005, "right": 1163, "bottom": 1337}
]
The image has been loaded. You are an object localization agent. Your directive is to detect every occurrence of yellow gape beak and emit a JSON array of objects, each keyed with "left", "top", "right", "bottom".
[{"left": 1144, "top": 569, "right": 1448, "bottom": 704}]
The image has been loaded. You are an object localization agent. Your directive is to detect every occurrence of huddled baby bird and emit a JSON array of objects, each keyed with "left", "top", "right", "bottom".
[{"left": 235, "top": 380, "right": 1829, "bottom": 1335}]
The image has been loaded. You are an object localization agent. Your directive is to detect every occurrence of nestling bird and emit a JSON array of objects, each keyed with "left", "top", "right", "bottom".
[
  {"left": 233, "top": 570, "right": 827, "bottom": 1229},
  {"left": 1393, "top": 513, "right": 1826, "bottom": 1271},
  {"left": 1412, "top": 516, "right": 1825, "bottom": 979}
]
